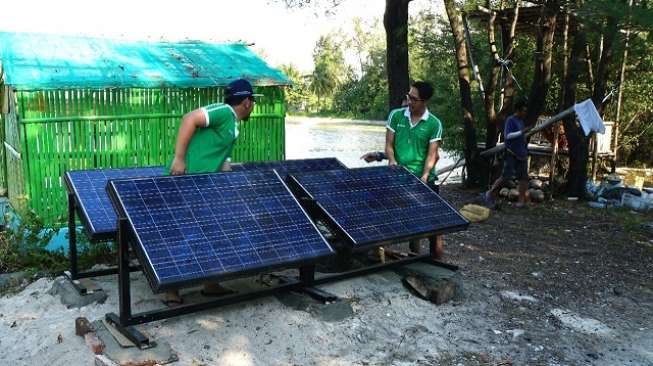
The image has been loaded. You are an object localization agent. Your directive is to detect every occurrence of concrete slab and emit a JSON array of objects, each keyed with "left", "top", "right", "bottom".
[
  {"left": 48, "top": 277, "right": 108, "bottom": 308},
  {"left": 92, "top": 320, "right": 178, "bottom": 366}
]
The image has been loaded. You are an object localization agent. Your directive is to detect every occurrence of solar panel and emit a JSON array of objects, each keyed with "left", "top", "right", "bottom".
[
  {"left": 64, "top": 167, "right": 165, "bottom": 239},
  {"left": 231, "top": 158, "right": 346, "bottom": 176},
  {"left": 288, "top": 166, "right": 469, "bottom": 248},
  {"left": 107, "top": 171, "right": 334, "bottom": 291}
]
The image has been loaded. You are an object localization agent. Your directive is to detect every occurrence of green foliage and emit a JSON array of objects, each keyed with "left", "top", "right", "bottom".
[
  {"left": 0, "top": 205, "right": 115, "bottom": 275},
  {"left": 283, "top": 0, "right": 653, "bottom": 167},
  {"left": 279, "top": 63, "right": 311, "bottom": 112},
  {"left": 0, "top": 207, "right": 64, "bottom": 274},
  {"left": 311, "top": 33, "right": 349, "bottom": 110}
]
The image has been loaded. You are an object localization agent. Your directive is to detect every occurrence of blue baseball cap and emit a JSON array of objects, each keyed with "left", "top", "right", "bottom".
[{"left": 226, "top": 79, "right": 263, "bottom": 98}]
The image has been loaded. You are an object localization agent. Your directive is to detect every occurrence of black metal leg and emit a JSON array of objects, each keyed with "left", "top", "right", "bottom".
[
  {"left": 105, "top": 216, "right": 152, "bottom": 350},
  {"left": 299, "top": 265, "right": 315, "bottom": 285},
  {"left": 117, "top": 217, "right": 132, "bottom": 324},
  {"left": 68, "top": 193, "right": 78, "bottom": 280}
]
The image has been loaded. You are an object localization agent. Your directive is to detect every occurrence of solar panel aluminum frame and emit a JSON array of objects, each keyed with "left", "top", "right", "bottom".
[
  {"left": 286, "top": 166, "right": 470, "bottom": 252},
  {"left": 106, "top": 170, "right": 335, "bottom": 293},
  {"left": 230, "top": 157, "right": 347, "bottom": 175},
  {"left": 63, "top": 168, "right": 163, "bottom": 287},
  {"left": 64, "top": 172, "right": 119, "bottom": 242}
]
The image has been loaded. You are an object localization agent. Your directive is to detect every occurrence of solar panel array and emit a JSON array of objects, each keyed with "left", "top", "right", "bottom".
[
  {"left": 231, "top": 158, "right": 346, "bottom": 176},
  {"left": 65, "top": 167, "right": 165, "bottom": 238},
  {"left": 289, "top": 166, "right": 469, "bottom": 247},
  {"left": 108, "top": 171, "right": 334, "bottom": 291}
]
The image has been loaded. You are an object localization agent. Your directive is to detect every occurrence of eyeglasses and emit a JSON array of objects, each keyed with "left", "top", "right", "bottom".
[{"left": 406, "top": 94, "right": 424, "bottom": 102}]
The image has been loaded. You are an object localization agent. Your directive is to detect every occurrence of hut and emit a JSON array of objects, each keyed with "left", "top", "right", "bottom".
[{"left": 0, "top": 32, "right": 290, "bottom": 225}]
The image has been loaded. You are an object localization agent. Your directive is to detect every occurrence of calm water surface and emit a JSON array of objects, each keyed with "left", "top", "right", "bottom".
[{"left": 285, "top": 116, "right": 455, "bottom": 170}]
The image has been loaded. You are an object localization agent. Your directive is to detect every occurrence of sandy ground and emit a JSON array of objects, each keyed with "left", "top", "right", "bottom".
[{"left": 0, "top": 185, "right": 652, "bottom": 366}]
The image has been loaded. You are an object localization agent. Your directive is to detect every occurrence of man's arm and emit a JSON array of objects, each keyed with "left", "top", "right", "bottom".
[
  {"left": 385, "top": 129, "right": 398, "bottom": 165},
  {"left": 360, "top": 151, "right": 387, "bottom": 162},
  {"left": 421, "top": 141, "right": 440, "bottom": 182},
  {"left": 170, "top": 109, "right": 208, "bottom": 175}
]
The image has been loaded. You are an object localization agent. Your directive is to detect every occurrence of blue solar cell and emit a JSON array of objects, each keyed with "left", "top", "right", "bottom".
[
  {"left": 65, "top": 167, "right": 165, "bottom": 238},
  {"left": 108, "top": 171, "right": 334, "bottom": 291},
  {"left": 290, "top": 166, "right": 469, "bottom": 247},
  {"left": 231, "top": 158, "right": 346, "bottom": 176}
]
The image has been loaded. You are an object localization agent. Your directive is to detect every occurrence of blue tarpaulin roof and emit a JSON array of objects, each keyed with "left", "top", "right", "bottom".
[{"left": 0, "top": 32, "right": 291, "bottom": 90}]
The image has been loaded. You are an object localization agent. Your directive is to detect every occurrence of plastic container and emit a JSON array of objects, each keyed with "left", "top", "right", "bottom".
[{"left": 622, "top": 193, "right": 651, "bottom": 212}]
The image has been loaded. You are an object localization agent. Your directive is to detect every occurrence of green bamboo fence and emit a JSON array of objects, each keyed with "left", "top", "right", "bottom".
[{"left": 4, "top": 86, "right": 286, "bottom": 226}]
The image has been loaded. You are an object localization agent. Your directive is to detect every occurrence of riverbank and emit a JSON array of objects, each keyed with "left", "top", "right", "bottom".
[
  {"left": 0, "top": 184, "right": 651, "bottom": 365},
  {"left": 287, "top": 115, "right": 386, "bottom": 126}
]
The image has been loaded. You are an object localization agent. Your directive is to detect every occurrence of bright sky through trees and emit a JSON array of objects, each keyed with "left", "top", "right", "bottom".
[{"left": 0, "top": 0, "right": 439, "bottom": 71}]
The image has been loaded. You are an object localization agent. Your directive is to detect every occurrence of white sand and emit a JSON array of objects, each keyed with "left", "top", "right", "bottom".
[{"left": 0, "top": 271, "right": 491, "bottom": 366}]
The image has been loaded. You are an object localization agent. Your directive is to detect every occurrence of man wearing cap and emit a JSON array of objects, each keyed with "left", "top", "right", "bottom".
[
  {"left": 169, "top": 78, "right": 259, "bottom": 175},
  {"left": 164, "top": 78, "right": 259, "bottom": 306}
]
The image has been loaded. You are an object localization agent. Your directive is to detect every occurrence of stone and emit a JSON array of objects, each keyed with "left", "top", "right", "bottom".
[
  {"left": 75, "top": 317, "right": 93, "bottom": 337},
  {"left": 499, "top": 188, "right": 510, "bottom": 198},
  {"left": 508, "top": 189, "right": 519, "bottom": 201},
  {"left": 396, "top": 262, "right": 464, "bottom": 304},
  {"left": 48, "top": 277, "right": 107, "bottom": 309},
  {"left": 529, "top": 179, "right": 543, "bottom": 189}
]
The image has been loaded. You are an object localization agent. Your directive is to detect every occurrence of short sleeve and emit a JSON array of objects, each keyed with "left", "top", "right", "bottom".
[
  {"left": 386, "top": 108, "right": 403, "bottom": 133},
  {"left": 202, "top": 104, "right": 232, "bottom": 128},
  {"left": 429, "top": 118, "right": 443, "bottom": 143}
]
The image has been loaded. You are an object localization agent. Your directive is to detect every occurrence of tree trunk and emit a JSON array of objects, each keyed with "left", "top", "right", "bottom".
[
  {"left": 592, "top": 15, "right": 619, "bottom": 115},
  {"left": 558, "top": 5, "right": 570, "bottom": 111},
  {"left": 526, "top": 1, "right": 558, "bottom": 126},
  {"left": 483, "top": 3, "right": 500, "bottom": 149},
  {"left": 384, "top": 0, "right": 411, "bottom": 110},
  {"left": 562, "top": 19, "right": 589, "bottom": 198},
  {"left": 443, "top": 0, "right": 481, "bottom": 187},
  {"left": 497, "top": 2, "right": 520, "bottom": 122}
]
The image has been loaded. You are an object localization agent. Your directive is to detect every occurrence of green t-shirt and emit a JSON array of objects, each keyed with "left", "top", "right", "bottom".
[
  {"left": 386, "top": 107, "right": 443, "bottom": 181},
  {"left": 171, "top": 103, "right": 238, "bottom": 174}
]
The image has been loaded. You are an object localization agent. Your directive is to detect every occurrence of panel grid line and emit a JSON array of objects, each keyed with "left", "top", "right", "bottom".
[
  {"left": 290, "top": 166, "right": 468, "bottom": 247},
  {"left": 108, "top": 170, "right": 333, "bottom": 290}
]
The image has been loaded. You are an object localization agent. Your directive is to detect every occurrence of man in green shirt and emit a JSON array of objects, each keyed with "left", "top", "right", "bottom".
[
  {"left": 164, "top": 78, "right": 259, "bottom": 306},
  {"left": 385, "top": 81, "right": 445, "bottom": 259},
  {"left": 169, "top": 78, "right": 259, "bottom": 175}
]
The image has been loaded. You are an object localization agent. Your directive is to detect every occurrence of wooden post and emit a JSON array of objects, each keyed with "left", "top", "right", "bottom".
[
  {"left": 591, "top": 132, "right": 599, "bottom": 181},
  {"left": 549, "top": 128, "right": 560, "bottom": 199}
]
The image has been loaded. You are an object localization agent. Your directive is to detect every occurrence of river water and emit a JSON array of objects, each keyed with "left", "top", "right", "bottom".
[{"left": 285, "top": 116, "right": 456, "bottom": 170}]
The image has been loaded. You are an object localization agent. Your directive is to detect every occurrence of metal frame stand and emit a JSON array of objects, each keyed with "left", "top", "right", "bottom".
[
  {"left": 105, "top": 217, "right": 322, "bottom": 349},
  {"left": 105, "top": 214, "right": 458, "bottom": 349},
  {"left": 63, "top": 192, "right": 141, "bottom": 295}
]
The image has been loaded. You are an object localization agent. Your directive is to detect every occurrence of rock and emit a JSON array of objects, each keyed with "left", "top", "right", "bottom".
[
  {"left": 49, "top": 277, "right": 107, "bottom": 309},
  {"left": 529, "top": 179, "right": 543, "bottom": 189},
  {"left": 507, "top": 329, "right": 525, "bottom": 340},
  {"left": 500, "top": 291, "right": 538, "bottom": 303},
  {"left": 530, "top": 189, "right": 545, "bottom": 203},
  {"left": 613, "top": 287, "right": 624, "bottom": 296},
  {"left": 398, "top": 263, "right": 463, "bottom": 305},
  {"left": 75, "top": 317, "right": 93, "bottom": 337},
  {"left": 508, "top": 189, "right": 519, "bottom": 201},
  {"left": 499, "top": 188, "right": 510, "bottom": 198}
]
